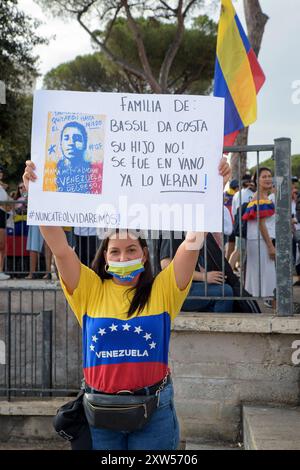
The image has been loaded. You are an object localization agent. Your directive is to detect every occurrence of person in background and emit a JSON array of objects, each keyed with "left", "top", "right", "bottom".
[
  {"left": 243, "top": 167, "right": 276, "bottom": 307},
  {"left": 160, "top": 208, "right": 234, "bottom": 314},
  {"left": 229, "top": 174, "right": 255, "bottom": 272},
  {"left": 0, "top": 165, "right": 10, "bottom": 280},
  {"left": 25, "top": 226, "right": 53, "bottom": 280},
  {"left": 291, "top": 184, "right": 300, "bottom": 286},
  {"left": 224, "top": 179, "right": 239, "bottom": 261},
  {"left": 14, "top": 182, "right": 27, "bottom": 210},
  {"left": 74, "top": 226, "right": 98, "bottom": 267},
  {"left": 13, "top": 181, "right": 28, "bottom": 237}
]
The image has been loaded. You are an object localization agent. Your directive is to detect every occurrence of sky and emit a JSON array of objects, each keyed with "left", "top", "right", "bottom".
[{"left": 19, "top": 0, "right": 300, "bottom": 166}]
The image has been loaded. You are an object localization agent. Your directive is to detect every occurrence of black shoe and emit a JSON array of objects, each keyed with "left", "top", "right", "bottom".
[{"left": 293, "top": 280, "right": 300, "bottom": 286}]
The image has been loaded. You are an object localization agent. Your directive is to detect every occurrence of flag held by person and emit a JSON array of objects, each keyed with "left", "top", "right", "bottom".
[{"left": 214, "top": 0, "right": 266, "bottom": 146}]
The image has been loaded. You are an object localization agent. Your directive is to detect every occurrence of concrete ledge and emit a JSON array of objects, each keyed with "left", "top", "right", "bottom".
[
  {"left": 0, "top": 398, "right": 73, "bottom": 416},
  {"left": 243, "top": 405, "right": 300, "bottom": 450},
  {"left": 174, "top": 313, "right": 300, "bottom": 334},
  {"left": 0, "top": 279, "right": 60, "bottom": 290}
]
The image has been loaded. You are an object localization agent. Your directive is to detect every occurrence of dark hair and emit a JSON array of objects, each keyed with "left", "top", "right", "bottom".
[
  {"left": 15, "top": 181, "right": 25, "bottom": 200},
  {"left": 60, "top": 121, "right": 88, "bottom": 151},
  {"left": 252, "top": 167, "right": 272, "bottom": 187},
  {"left": 241, "top": 174, "right": 251, "bottom": 188},
  {"left": 91, "top": 230, "right": 154, "bottom": 318}
]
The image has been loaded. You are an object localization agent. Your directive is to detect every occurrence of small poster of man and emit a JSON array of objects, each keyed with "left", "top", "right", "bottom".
[{"left": 43, "top": 112, "right": 106, "bottom": 194}]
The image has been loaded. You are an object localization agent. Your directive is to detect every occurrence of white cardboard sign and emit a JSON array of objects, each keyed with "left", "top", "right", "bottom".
[{"left": 28, "top": 90, "right": 224, "bottom": 232}]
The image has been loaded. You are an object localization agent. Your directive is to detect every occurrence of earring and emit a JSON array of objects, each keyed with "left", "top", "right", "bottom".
[{"left": 104, "top": 264, "right": 109, "bottom": 272}]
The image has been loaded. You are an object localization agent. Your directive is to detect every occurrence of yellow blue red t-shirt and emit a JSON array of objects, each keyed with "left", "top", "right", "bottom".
[{"left": 60, "top": 262, "right": 191, "bottom": 393}]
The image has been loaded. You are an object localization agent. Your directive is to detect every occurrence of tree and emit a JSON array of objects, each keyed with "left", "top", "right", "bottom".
[
  {"left": 0, "top": 0, "right": 46, "bottom": 181},
  {"left": 38, "top": 0, "right": 216, "bottom": 94},
  {"left": 230, "top": 0, "right": 269, "bottom": 179},
  {"left": 250, "top": 154, "right": 300, "bottom": 179},
  {"left": 44, "top": 53, "right": 130, "bottom": 92},
  {"left": 44, "top": 16, "right": 217, "bottom": 95}
]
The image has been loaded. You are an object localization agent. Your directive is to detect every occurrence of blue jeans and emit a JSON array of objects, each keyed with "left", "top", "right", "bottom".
[
  {"left": 182, "top": 281, "right": 233, "bottom": 313},
  {"left": 89, "top": 383, "right": 179, "bottom": 450}
]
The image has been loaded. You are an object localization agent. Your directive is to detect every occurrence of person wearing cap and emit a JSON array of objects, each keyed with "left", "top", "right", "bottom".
[
  {"left": 23, "top": 157, "right": 230, "bottom": 450},
  {"left": 229, "top": 174, "right": 255, "bottom": 272},
  {"left": 0, "top": 166, "right": 10, "bottom": 280}
]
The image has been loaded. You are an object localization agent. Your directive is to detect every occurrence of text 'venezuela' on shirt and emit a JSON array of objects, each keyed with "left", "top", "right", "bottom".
[{"left": 59, "top": 261, "right": 192, "bottom": 393}]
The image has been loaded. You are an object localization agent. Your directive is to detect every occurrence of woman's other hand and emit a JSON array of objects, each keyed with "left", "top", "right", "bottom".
[{"left": 218, "top": 157, "right": 231, "bottom": 189}]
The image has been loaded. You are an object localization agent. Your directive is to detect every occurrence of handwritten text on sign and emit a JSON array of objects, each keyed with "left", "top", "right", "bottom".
[{"left": 28, "top": 91, "right": 224, "bottom": 232}]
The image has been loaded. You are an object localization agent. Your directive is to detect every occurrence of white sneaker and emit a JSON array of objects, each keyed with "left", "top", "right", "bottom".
[{"left": 0, "top": 272, "right": 10, "bottom": 280}]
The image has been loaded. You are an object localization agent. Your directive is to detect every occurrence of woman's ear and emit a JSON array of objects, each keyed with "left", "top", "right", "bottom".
[{"left": 104, "top": 250, "right": 108, "bottom": 265}]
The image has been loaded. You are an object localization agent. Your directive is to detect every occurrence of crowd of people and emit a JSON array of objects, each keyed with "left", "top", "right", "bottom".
[
  {"left": 0, "top": 162, "right": 298, "bottom": 313},
  {"left": 0, "top": 159, "right": 294, "bottom": 450}
]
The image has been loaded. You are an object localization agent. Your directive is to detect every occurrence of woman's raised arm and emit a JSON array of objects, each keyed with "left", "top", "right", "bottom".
[
  {"left": 172, "top": 157, "right": 231, "bottom": 290},
  {"left": 23, "top": 161, "right": 80, "bottom": 293}
]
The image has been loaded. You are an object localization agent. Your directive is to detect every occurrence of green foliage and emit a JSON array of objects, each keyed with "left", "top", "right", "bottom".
[
  {"left": 0, "top": 0, "right": 46, "bottom": 182},
  {"left": 291, "top": 155, "right": 300, "bottom": 178},
  {"left": 0, "top": 0, "right": 44, "bottom": 89},
  {"left": 249, "top": 154, "right": 300, "bottom": 176},
  {"left": 99, "top": 15, "right": 216, "bottom": 93},
  {"left": 44, "top": 53, "right": 130, "bottom": 92},
  {"left": 44, "top": 16, "right": 217, "bottom": 94}
]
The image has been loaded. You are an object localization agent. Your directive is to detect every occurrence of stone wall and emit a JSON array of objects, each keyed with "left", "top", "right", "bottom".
[
  {"left": 1, "top": 283, "right": 300, "bottom": 442},
  {"left": 170, "top": 313, "right": 300, "bottom": 442}
]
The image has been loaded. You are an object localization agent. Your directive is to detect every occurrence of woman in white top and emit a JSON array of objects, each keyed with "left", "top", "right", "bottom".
[{"left": 243, "top": 167, "right": 276, "bottom": 301}]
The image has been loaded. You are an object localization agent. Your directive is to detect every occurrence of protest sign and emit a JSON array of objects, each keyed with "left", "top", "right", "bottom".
[{"left": 28, "top": 90, "right": 224, "bottom": 232}]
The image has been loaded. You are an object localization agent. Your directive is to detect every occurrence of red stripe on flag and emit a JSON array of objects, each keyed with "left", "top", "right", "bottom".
[
  {"left": 84, "top": 362, "right": 168, "bottom": 393},
  {"left": 247, "top": 49, "right": 266, "bottom": 93},
  {"left": 224, "top": 130, "right": 239, "bottom": 147}
]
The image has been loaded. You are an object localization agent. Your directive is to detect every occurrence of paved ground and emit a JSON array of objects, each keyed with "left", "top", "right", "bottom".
[{"left": 0, "top": 439, "right": 70, "bottom": 450}]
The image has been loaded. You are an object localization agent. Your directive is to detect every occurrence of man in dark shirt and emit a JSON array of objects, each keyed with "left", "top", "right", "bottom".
[{"left": 159, "top": 233, "right": 233, "bottom": 313}]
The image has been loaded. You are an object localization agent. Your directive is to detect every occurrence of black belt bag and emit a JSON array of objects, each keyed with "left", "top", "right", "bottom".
[{"left": 83, "top": 392, "right": 158, "bottom": 432}]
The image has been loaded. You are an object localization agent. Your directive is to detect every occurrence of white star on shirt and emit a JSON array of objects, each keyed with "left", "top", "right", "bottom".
[
  {"left": 123, "top": 323, "right": 131, "bottom": 331},
  {"left": 109, "top": 323, "right": 118, "bottom": 332},
  {"left": 134, "top": 326, "right": 143, "bottom": 334},
  {"left": 143, "top": 333, "right": 151, "bottom": 341},
  {"left": 98, "top": 328, "right": 106, "bottom": 336},
  {"left": 92, "top": 335, "right": 98, "bottom": 342},
  {"left": 149, "top": 342, "right": 156, "bottom": 349},
  {"left": 90, "top": 344, "right": 95, "bottom": 351}
]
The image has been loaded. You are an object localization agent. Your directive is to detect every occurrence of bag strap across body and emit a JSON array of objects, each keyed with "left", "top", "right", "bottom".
[{"left": 85, "top": 373, "right": 171, "bottom": 397}]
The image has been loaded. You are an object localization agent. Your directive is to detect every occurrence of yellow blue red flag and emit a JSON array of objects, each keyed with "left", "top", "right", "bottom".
[{"left": 214, "top": 0, "right": 265, "bottom": 146}]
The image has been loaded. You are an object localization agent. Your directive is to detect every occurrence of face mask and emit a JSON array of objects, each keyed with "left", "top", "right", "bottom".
[{"left": 106, "top": 258, "right": 145, "bottom": 282}]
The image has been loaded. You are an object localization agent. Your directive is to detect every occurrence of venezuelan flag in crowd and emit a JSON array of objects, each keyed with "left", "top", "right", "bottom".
[
  {"left": 214, "top": 0, "right": 266, "bottom": 146},
  {"left": 242, "top": 199, "right": 275, "bottom": 221}
]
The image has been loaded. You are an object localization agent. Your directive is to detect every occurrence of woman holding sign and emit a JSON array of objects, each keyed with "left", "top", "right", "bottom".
[{"left": 23, "top": 158, "right": 230, "bottom": 451}]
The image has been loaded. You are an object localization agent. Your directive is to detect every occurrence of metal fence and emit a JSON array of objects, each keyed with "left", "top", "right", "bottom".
[
  {"left": 0, "top": 138, "right": 294, "bottom": 397},
  {"left": 0, "top": 288, "right": 82, "bottom": 399}
]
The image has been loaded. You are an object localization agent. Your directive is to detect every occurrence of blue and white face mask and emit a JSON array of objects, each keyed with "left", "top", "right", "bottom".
[{"left": 106, "top": 258, "right": 145, "bottom": 282}]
